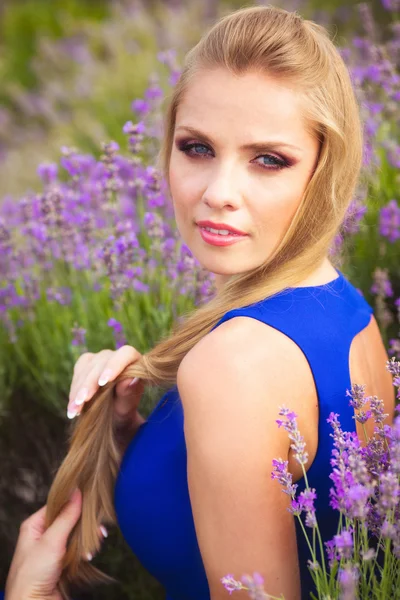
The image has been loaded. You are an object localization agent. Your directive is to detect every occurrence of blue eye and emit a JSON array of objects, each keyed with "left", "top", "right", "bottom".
[
  {"left": 256, "top": 155, "right": 286, "bottom": 168},
  {"left": 181, "top": 142, "right": 211, "bottom": 156},
  {"left": 177, "top": 141, "right": 289, "bottom": 171}
]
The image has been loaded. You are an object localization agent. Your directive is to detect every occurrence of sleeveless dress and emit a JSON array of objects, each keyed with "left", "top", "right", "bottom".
[
  {"left": 1, "top": 268, "right": 373, "bottom": 600},
  {"left": 114, "top": 268, "right": 374, "bottom": 599}
]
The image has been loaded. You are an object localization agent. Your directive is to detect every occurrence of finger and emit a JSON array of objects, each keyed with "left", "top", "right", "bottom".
[
  {"left": 114, "top": 378, "right": 145, "bottom": 419},
  {"left": 72, "top": 352, "right": 94, "bottom": 376},
  {"left": 68, "top": 352, "right": 96, "bottom": 405},
  {"left": 41, "top": 489, "right": 82, "bottom": 551},
  {"left": 17, "top": 505, "right": 48, "bottom": 553},
  {"left": 68, "top": 351, "right": 113, "bottom": 417},
  {"left": 69, "top": 350, "right": 113, "bottom": 403},
  {"left": 97, "top": 345, "right": 142, "bottom": 388}
]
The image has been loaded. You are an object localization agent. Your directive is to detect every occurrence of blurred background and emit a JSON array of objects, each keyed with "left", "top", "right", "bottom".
[{"left": 0, "top": 0, "right": 399, "bottom": 598}]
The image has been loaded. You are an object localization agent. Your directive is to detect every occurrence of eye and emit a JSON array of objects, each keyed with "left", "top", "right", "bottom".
[
  {"left": 177, "top": 140, "right": 290, "bottom": 171},
  {"left": 252, "top": 154, "right": 290, "bottom": 171},
  {"left": 178, "top": 141, "right": 212, "bottom": 158}
]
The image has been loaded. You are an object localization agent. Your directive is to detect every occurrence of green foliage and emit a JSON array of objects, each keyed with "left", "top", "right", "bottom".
[{"left": 0, "top": 0, "right": 109, "bottom": 92}]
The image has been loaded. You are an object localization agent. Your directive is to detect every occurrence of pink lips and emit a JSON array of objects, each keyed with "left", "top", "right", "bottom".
[
  {"left": 196, "top": 220, "right": 248, "bottom": 236},
  {"left": 198, "top": 225, "right": 248, "bottom": 247}
]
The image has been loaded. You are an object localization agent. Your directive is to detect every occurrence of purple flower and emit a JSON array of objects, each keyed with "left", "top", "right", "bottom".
[
  {"left": 271, "top": 458, "right": 298, "bottom": 497},
  {"left": 220, "top": 574, "right": 245, "bottom": 594},
  {"left": 361, "top": 548, "right": 376, "bottom": 561},
  {"left": 381, "top": 519, "right": 396, "bottom": 539},
  {"left": 325, "top": 539, "right": 339, "bottom": 567},
  {"left": 353, "top": 409, "right": 372, "bottom": 425},
  {"left": 107, "top": 318, "right": 127, "bottom": 349},
  {"left": 71, "top": 323, "right": 86, "bottom": 348},
  {"left": 46, "top": 286, "right": 72, "bottom": 306},
  {"left": 346, "top": 383, "right": 367, "bottom": 410},
  {"left": 379, "top": 199, "right": 400, "bottom": 243},
  {"left": 369, "top": 395, "right": 389, "bottom": 424},
  {"left": 131, "top": 98, "right": 150, "bottom": 114},
  {"left": 381, "top": 0, "right": 400, "bottom": 11},
  {"left": 378, "top": 470, "right": 400, "bottom": 512},
  {"left": 338, "top": 564, "right": 359, "bottom": 600},
  {"left": 290, "top": 488, "right": 318, "bottom": 528},
  {"left": 145, "top": 84, "right": 163, "bottom": 101},
  {"left": 276, "top": 406, "right": 309, "bottom": 465},
  {"left": 370, "top": 267, "right": 394, "bottom": 298},
  {"left": 328, "top": 413, "right": 374, "bottom": 518},
  {"left": 346, "top": 483, "right": 373, "bottom": 519},
  {"left": 240, "top": 573, "right": 268, "bottom": 600},
  {"left": 334, "top": 529, "right": 353, "bottom": 560},
  {"left": 37, "top": 162, "right": 58, "bottom": 184}
]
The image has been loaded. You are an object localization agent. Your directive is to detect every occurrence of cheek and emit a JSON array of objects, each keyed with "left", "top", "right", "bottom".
[
  {"left": 254, "top": 188, "right": 302, "bottom": 234},
  {"left": 169, "top": 165, "right": 199, "bottom": 213}
]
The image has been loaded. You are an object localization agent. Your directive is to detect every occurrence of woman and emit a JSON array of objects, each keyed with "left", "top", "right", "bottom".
[{"left": 4, "top": 4, "right": 396, "bottom": 600}]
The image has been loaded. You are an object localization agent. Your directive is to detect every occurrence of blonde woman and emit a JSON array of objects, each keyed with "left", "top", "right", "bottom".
[{"left": 4, "top": 5, "right": 396, "bottom": 600}]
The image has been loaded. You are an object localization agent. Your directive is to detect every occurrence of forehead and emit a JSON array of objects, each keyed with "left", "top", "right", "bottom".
[{"left": 176, "top": 68, "right": 309, "bottom": 141}]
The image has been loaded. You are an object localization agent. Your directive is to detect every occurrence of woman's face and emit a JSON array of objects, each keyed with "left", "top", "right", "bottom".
[{"left": 168, "top": 68, "right": 320, "bottom": 290}]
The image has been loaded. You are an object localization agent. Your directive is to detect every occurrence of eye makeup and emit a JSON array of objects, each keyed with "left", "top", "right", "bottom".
[{"left": 175, "top": 138, "right": 295, "bottom": 172}]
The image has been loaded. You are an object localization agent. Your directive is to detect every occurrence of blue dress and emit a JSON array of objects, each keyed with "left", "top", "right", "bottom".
[{"left": 114, "top": 268, "right": 374, "bottom": 599}]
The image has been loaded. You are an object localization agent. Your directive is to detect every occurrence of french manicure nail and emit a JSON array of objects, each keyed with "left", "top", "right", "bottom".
[
  {"left": 75, "top": 388, "right": 88, "bottom": 405},
  {"left": 98, "top": 370, "right": 112, "bottom": 386},
  {"left": 128, "top": 377, "right": 140, "bottom": 387},
  {"left": 100, "top": 525, "right": 108, "bottom": 538},
  {"left": 67, "top": 407, "right": 78, "bottom": 420}
]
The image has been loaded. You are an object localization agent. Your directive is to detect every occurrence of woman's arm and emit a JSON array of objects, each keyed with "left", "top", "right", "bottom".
[{"left": 177, "top": 316, "right": 307, "bottom": 600}]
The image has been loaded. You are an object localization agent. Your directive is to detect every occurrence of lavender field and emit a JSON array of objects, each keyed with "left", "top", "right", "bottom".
[{"left": 0, "top": 0, "right": 399, "bottom": 598}]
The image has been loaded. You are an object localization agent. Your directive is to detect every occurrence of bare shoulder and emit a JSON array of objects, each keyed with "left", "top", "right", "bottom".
[{"left": 178, "top": 314, "right": 317, "bottom": 414}]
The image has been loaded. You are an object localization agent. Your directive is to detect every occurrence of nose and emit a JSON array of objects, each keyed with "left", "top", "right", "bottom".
[{"left": 202, "top": 165, "right": 242, "bottom": 210}]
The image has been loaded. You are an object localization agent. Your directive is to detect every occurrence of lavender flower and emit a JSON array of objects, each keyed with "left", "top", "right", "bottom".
[
  {"left": 108, "top": 317, "right": 127, "bottom": 350},
  {"left": 325, "top": 539, "right": 339, "bottom": 568},
  {"left": 271, "top": 458, "right": 298, "bottom": 497},
  {"left": 369, "top": 395, "right": 389, "bottom": 425},
  {"left": 221, "top": 573, "right": 272, "bottom": 599},
  {"left": 71, "top": 323, "right": 87, "bottom": 350},
  {"left": 276, "top": 406, "right": 309, "bottom": 465},
  {"left": 334, "top": 529, "right": 354, "bottom": 560},
  {"left": 290, "top": 488, "right": 317, "bottom": 528},
  {"left": 370, "top": 267, "right": 394, "bottom": 299},
  {"left": 379, "top": 199, "right": 400, "bottom": 243},
  {"left": 378, "top": 470, "right": 400, "bottom": 512},
  {"left": 346, "top": 383, "right": 368, "bottom": 410},
  {"left": 221, "top": 574, "right": 245, "bottom": 594},
  {"left": 328, "top": 412, "right": 374, "bottom": 519},
  {"left": 338, "top": 564, "right": 359, "bottom": 600},
  {"left": 37, "top": 162, "right": 58, "bottom": 185},
  {"left": 240, "top": 573, "right": 269, "bottom": 600}
]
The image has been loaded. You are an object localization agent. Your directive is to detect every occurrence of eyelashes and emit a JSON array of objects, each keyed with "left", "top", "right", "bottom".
[{"left": 176, "top": 140, "right": 291, "bottom": 171}]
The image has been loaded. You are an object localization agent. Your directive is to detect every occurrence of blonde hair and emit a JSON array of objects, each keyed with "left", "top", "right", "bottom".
[{"left": 45, "top": 5, "right": 364, "bottom": 597}]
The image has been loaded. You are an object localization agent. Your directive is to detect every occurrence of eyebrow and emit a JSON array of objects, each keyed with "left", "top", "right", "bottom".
[{"left": 175, "top": 125, "right": 303, "bottom": 154}]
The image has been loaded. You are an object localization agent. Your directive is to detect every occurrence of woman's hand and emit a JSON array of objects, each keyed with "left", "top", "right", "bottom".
[
  {"left": 5, "top": 489, "right": 83, "bottom": 600},
  {"left": 67, "top": 345, "right": 146, "bottom": 432}
]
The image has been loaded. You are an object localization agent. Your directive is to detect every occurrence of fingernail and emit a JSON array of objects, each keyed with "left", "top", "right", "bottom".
[
  {"left": 98, "top": 370, "right": 112, "bottom": 386},
  {"left": 87, "top": 552, "right": 93, "bottom": 561},
  {"left": 67, "top": 407, "right": 78, "bottom": 419},
  {"left": 128, "top": 377, "right": 140, "bottom": 387},
  {"left": 100, "top": 525, "right": 108, "bottom": 538},
  {"left": 75, "top": 388, "right": 88, "bottom": 405}
]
